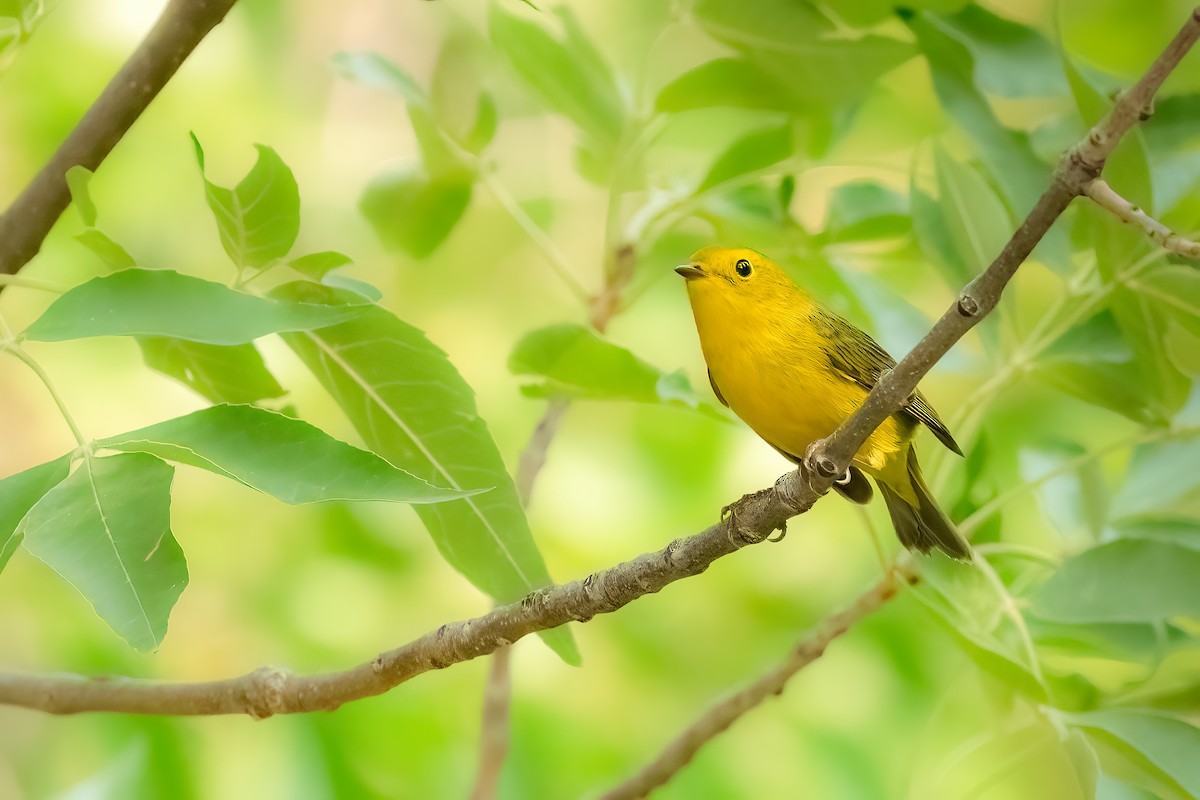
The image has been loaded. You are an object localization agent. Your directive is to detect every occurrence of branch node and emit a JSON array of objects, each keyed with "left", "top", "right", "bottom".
[
  {"left": 957, "top": 292, "right": 980, "bottom": 317},
  {"left": 245, "top": 666, "right": 291, "bottom": 720}
]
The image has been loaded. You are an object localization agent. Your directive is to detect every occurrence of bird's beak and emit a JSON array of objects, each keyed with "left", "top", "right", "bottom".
[{"left": 675, "top": 265, "right": 705, "bottom": 281}]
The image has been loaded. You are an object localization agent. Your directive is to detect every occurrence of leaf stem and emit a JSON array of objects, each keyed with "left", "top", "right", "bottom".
[
  {"left": 0, "top": 273, "right": 67, "bottom": 293},
  {"left": 3, "top": 343, "right": 88, "bottom": 448}
]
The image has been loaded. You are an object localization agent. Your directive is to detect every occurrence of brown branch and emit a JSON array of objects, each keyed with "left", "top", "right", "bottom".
[
  {"left": 0, "top": 3, "right": 1194, "bottom": 725},
  {"left": 0, "top": 0, "right": 239, "bottom": 277},
  {"left": 1083, "top": 178, "right": 1200, "bottom": 259},
  {"left": 470, "top": 645, "right": 513, "bottom": 800},
  {"left": 599, "top": 565, "right": 917, "bottom": 800}
]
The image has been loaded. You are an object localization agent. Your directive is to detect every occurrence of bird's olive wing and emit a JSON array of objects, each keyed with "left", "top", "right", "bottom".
[{"left": 814, "top": 309, "right": 962, "bottom": 456}]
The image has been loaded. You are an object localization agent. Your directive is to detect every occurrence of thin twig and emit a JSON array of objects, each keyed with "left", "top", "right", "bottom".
[
  {"left": 598, "top": 565, "right": 918, "bottom": 800},
  {"left": 515, "top": 399, "right": 569, "bottom": 505},
  {"left": 1083, "top": 178, "right": 1200, "bottom": 259},
  {"left": 0, "top": 0, "right": 240, "bottom": 277},
  {"left": 470, "top": 645, "right": 512, "bottom": 800}
]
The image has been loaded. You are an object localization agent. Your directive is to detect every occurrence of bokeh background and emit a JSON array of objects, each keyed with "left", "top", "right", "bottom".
[{"left": 1, "top": 0, "right": 1199, "bottom": 797}]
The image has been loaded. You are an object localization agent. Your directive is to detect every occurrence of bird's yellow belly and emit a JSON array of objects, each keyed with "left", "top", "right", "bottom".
[{"left": 705, "top": 340, "right": 904, "bottom": 474}]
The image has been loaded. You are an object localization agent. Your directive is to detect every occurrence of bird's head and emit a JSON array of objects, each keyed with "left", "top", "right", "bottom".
[{"left": 675, "top": 246, "right": 800, "bottom": 311}]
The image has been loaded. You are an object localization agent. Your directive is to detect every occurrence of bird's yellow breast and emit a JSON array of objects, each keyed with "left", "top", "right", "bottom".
[{"left": 685, "top": 279, "right": 906, "bottom": 473}]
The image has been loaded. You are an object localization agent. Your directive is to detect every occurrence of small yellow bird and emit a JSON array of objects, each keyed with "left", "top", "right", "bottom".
[{"left": 677, "top": 246, "right": 970, "bottom": 560}]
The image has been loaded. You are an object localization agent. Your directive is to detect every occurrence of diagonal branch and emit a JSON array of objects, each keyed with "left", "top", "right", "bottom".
[{"left": 0, "top": 0, "right": 239, "bottom": 277}]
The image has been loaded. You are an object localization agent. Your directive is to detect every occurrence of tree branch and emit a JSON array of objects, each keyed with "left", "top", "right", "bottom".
[
  {"left": 598, "top": 565, "right": 917, "bottom": 800},
  {"left": 1083, "top": 178, "right": 1200, "bottom": 259},
  {"left": 0, "top": 2, "right": 1194, "bottom": 727},
  {"left": 0, "top": 0, "right": 239, "bottom": 277}
]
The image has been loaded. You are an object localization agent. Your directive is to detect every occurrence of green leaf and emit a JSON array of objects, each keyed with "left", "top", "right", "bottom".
[
  {"left": 321, "top": 274, "right": 382, "bottom": 303},
  {"left": 488, "top": 5, "right": 623, "bottom": 145},
  {"left": 1143, "top": 94, "right": 1200, "bottom": 226},
  {"left": 1034, "top": 310, "right": 1167, "bottom": 426},
  {"left": 21, "top": 453, "right": 185, "bottom": 651},
  {"left": 1133, "top": 265, "right": 1200, "bottom": 339},
  {"left": 272, "top": 283, "right": 579, "bottom": 664},
  {"left": 932, "top": 144, "right": 1015, "bottom": 285},
  {"left": 1112, "top": 435, "right": 1200, "bottom": 520},
  {"left": 1032, "top": 539, "right": 1200, "bottom": 623},
  {"left": 359, "top": 166, "right": 473, "bottom": 259},
  {"left": 138, "top": 338, "right": 285, "bottom": 404},
  {"left": 905, "top": 11, "right": 1069, "bottom": 271},
  {"left": 24, "top": 269, "right": 364, "bottom": 345},
  {"left": 65, "top": 165, "right": 97, "bottom": 226},
  {"left": 75, "top": 230, "right": 136, "bottom": 271},
  {"left": 331, "top": 51, "right": 428, "bottom": 108},
  {"left": 462, "top": 92, "right": 498, "bottom": 154},
  {"left": 823, "top": 181, "right": 910, "bottom": 243},
  {"left": 1020, "top": 439, "right": 1108, "bottom": 538},
  {"left": 694, "top": 0, "right": 833, "bottom": 45},
  {"left": 509, "top": 323, "right": 719, "bottom": 413},
  {"left": 655, "top": 58, "right": 799, "bottom": 113},
  {"left": 940, "top": 6, "right": 1068, "bottom": 97},
  {"left": 191, "top": 135, "right": 301, "bottom": 268},
  {"left": 825, "top": 0, "right": 969, "bottom": 28},
  {"left": 99, "top": 404, "right": 467, "bottom": 505},
  {"left": 698, "top": 124, "right": 794, "bottom": 193},
  {"left": 289, "top": 251, "right": 354, "bottom": 280},
  {"left": 1069, "top": 710, "right": 1200, "bottom": 799},
  {"left": 0, "top": 456, "right": 71, "bottom": 575}
]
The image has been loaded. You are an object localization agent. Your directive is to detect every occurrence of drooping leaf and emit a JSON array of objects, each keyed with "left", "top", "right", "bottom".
[
  {"left": 289, "top": 251, "right": 354, "bottom": 280},
  {"left": 359, "top": 166, "right": 473, "bottom": 259},
  {"left": 932, "top": 141, "right": 1016, "bottom": 286},
  {"left": 138, "top": 338, "right": 285, "bottom": 404},
  {"left": 191, "top": 134, "right": 300, "bottom": 269},
  {"left": 272, "top": 283, "right": 579, "bottom": 664},
  {"left": 1031, "top": 539, "right": 1200, "bottom": 623},
  {"left": 1111, "top": 435, "right": 1200, "bottom": 520},
  {"left": 1069, "top": 710, "right": 1200, "bottom": 800},
  {"left": 98, "top": 404, "right": 468, "bottom": 505},
  {"left": 698, "top": 124, "right": 794, "bottom": 194},
  {"left": 0, "top": 455, "right": 71, "bottom": 575},
  {"left": 24, "top": 269, "right": 364, "bottom": 345},
  {"left": 822, "top": 181, "right": 910, "bottom": 243},
  {"left": 904, "top": 11, "right": 1069, "bottom": 271},
  {"left": 488, "top": 5, "right": 623, "bottom": 144},
  {"left": 75, "top": 230, "right": 136, "bottom": 271},
  {"left": 65, "top": 165, "right": 97, "bottom": 226},
  {"left": 331, "top": 51, "right": 428, "bottom": 109},
  {"left": 21, "top": 453, "right": 185, "bottom": 651},
  {"left": 940, "top": 5, "right": 1068, "bottom": 97},
  {"left": 509, "top": 323, "right": 721, "bottom": 415}
]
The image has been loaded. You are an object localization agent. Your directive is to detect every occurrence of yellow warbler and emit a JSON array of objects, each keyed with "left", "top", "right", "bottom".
[{"left": 677, "top": 246, "right": 970, "bottom": 560}]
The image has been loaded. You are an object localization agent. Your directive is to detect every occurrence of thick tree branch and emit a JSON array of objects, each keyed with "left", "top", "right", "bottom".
[
  {"left": 599, "top": 565, "right": 917, "bottom": 800},
  {"left": 0, "top": 0, "right": 239, "bottom": 276},
  {"left": 0, "top": 3, "right": 1194, "bottom": 725},
  {"left": 1084, "top": 179, "right": 1200, "bottom": 258}
]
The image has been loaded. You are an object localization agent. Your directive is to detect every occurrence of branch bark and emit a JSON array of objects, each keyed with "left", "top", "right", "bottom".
[
  {"left": 1084, "top": 178, "right": 1200, "bottom": 259},
  {"left": 0, "top": 3, "right": 1194, "bottom": 728},
  {"left": 0, "top": 0, "right": 239, "bottom": 277}
]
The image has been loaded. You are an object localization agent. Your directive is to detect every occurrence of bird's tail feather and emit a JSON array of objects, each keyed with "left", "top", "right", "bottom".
[{"left": 877, "top": 450, "right": 971, "bottom": 561}]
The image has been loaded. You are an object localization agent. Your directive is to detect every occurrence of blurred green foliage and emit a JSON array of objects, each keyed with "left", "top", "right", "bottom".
[{"left": 1, "top": 0, "right": 1199, "bottom": 798}]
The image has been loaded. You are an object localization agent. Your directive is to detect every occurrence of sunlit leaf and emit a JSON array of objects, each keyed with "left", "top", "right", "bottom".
[
  {"left": 0, "top": 455, "right": 70, "bottom": 575},
  {"left": 359, "top": 166, "right": 473, "bottom": 258},
  {"left": 138, "top": 338, "right": 285, "bottom": 404},
  {"left": 21, "top": 453, "right": 185, "bottom": 651},
  {"left": 289, "top": 251, "right": 354, "bottom": 280},
  {"left": 24, "top": 269, "right": 364, "bottom": 345},
  {"left": 1069, "top": 710, "right": 1200, "bottom": 800},
  {"left": 65, "top": 165, "right": 97, "bottom": 226},
  {"left": 99, "top": 404, "right": 467, "bottom": 505},
  {"left": 655, "top": 59, "right": 799, "bottom": 113},
  {"left": 509, "top": 323, "right": 722, "bottom": 416},
  {"left": 1032, "top": 539, "right": 1200, "bottom": 623},
  {"left": 941, "top": 5, "right": 1068, "bottom": 97},
  {"left": 191, "top": 135, "right": 300, "bottom": 268},
  {"left": 272, "top": 283, "right": 579, "bottom": 664},
  {"left": 933, "top": 142, "right": 1015, "bottom": 285},
  {"left": 462, "top": 92, "right": 498, "bottom": 154},
  {"left": 75, "top": 230, "right": 136, "bottom": 271}
]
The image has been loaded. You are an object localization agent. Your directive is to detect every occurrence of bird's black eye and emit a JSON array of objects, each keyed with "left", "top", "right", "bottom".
[{"left": 735, "top": 259, "right": 752, "bottom": 277}]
